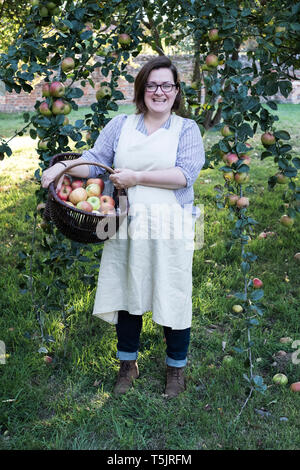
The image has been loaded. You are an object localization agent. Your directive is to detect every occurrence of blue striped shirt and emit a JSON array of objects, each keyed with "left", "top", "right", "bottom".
[{"left": 81, "top": 113, "right": 205, "bottom": 211}]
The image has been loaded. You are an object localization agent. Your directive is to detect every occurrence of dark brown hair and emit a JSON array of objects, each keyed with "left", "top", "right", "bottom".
[{"left": 133, "top": 56, "right": 181, "bottom": 114}]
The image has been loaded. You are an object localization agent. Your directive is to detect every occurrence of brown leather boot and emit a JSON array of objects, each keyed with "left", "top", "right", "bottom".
[
  {"left": 113, "top": 360, "right": 139, "bottom": 396},
  {"left": 165, "top": 365, "right": 186, "bottom": 398}
]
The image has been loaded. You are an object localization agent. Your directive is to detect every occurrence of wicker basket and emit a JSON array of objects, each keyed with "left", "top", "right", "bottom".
[{"left": 44, "top": 153, "right": 128, "bottom": 244}]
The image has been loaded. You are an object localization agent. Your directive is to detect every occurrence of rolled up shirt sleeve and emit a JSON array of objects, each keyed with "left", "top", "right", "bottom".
[
  {"left": 81, "top": 114, "right": 127, "bottom": 179},
  {"left": 175, "top": 119, "right": 205, "bottom": 188}
]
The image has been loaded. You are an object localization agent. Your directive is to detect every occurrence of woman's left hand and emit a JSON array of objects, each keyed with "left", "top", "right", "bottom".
[{"left": 109, "top": 168, "right": 138, "bottom": 189}]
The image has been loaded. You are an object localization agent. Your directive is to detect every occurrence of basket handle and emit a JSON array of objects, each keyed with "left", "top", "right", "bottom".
[{"left": 53, "top": 161, "right": 115, "bottom": 189}]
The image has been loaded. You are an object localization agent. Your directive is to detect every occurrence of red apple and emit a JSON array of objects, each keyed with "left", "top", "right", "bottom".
[
  {"left": 76, "top": 200, "right": 93, "bottom": 212},
  {"left": 240, "top": 154, "right": 251, "bottom": 165},
  {"left": 225, "top": 153, "right": 239, "bottom": 166},
  {"left": 44, "top": 356, "right": 53, "bottom": 364},
  {"left": 50, "top": 81, "right": 65, "bottom": 97},
  {"left": 69, "top": 187, "right": 87, "bottom": 205},
  {"left": 205, "top": 54, "right": 219, "bottom": 68},
  {"left": 100, "top": 195, "right": 115, "bottom": 214},
  {"left": 236, "top": 196, "right": 249, "bottom": 209},
  {"left": 280, "top": 215, "right": 294, "bottom": 227},
  {"left": 227, "top": 194, "right": 239, "bottom": 206},
  {"left": 61, "top": 57, "right": 75, "bottom": 73},
  {"left": 71, "top": 179, "right": 84, "bottom": 189},
  {"left": 258, "top": 232, "right": 267, "bottom": 239},
  {"left": 42, "top": 82, "right": 50, "bottom": 97},
  {"left": 57, "top": 185, "right": 72, "bottom": 201},
  {"left": 86, "top": 183, "right": 101, "bottom": 197},
  {"left": 52, "top": 99, "right": 65, "bottom": 115},
  {"left": 253, "top": 278, "right": 263, "bottom": 288},
  {"left": 62, "top": 175, "right": 72, "bottom": 186},
  {"left": 290, "top": 382, "right": 300, "bottom": 392},
  {"left": 118, "top": 33, "right": 131, "bottom": 47},
  {"left": 39, "top": 101, "right": 52, "bottom": 116},
  {"left": 234, "top": 172, "right": 249, "bottom": 184},
  {"left": 87, "top": 178, "right": 104, "bottom": 193},
  {"left": 261, "top": 132, "right": 276, "bottom": 146},
  {"left": 208, "top": 29, "right": 219, "bottom": 41}
]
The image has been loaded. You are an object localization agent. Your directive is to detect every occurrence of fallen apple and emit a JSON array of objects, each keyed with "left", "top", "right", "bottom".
[
  {"left": 87, "top": 196, "right": 101, "bottom": 210},
  {"left": 44, "top": 356, "right": 53, "bottom": 364},
  {"left": 258, "top": 232, "right": 267, "bottom": 239},
  {"left": 222, "top": 355, "right": 233, "bottom": 364},
  {"left": 280, "top": 215, "right": 294, "bottom": 227},
  {"left": 253, "top": 278, "right": 263, "bottom": 288},
  {"left": 77, "top": 200, "right": 93, "bottom": 212},
  {"left": 69, "top": 187, "right": 87, "bottom": 205},
  {"left": 294, "top": 253, "right": 300, "bottom": 261},
  {"left": 86, "top": 183, "right": 101, "bottom": 197},
  {"left": 272, "top": 373, "right": 288, "bottom": 385},
  {"left": 232, "top": 305, "right": 243, "bottom": 313},
  {"left": 279, "top": 337, "right": 293, "bottom": 344},
  {"left": 290, "top": 382, "right": 300, "bottom": 392}
]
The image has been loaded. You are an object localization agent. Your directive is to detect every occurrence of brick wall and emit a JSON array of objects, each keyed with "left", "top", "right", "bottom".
[{"left": 0, "top": 54, "right": 299, "bottom": 113}]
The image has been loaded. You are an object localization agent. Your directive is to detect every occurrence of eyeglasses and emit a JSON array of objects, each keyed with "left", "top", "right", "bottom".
[{"left": 145, "top": 83, "right": 177, "bottom": 93}]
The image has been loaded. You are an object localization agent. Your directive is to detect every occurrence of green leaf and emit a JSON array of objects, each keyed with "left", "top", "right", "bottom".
[
  {"left": 292, "top": 157, "right": 300, "bottom": 169},
  {"left": 274, "top": 130, "right": 290, "bottom": 140},
  {"left": 241, "top": 261, "right": 250, "bottom": 275},
  {"left": 250, "top": 289, "right": 264, "bottom": 301}
]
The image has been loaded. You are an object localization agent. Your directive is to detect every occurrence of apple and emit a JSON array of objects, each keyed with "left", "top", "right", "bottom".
[
  {"left": 87, "top": 196, "right": 101, "bottom": 210},
  {"left": 62, "top": 101, "right": 72, "bottom": 115},
  {"left": 205, "top": 54, "right": 219, "bottom": 68},
  {"left": 253, "top": 278, "right": 263, "bottom": 289},
  {"left": 275, "top": 26, "right": 286, "bottom": 33},
  {"left": 38, "top": 139, "right": 49, "bottom": 150},
  {"left": 100, "top": 195, "right": 115, "bottom": 214},
  {"left": 222, "top": 355, "right": 233, "bottom": 364},
  {"left": 118, "top": 33, "right": 131, "bottom": 47},
  {"left": 236, "top": 197, "right": 249, "bottom": 209},
  {"left": 280, "top": 215, "right": 294, "bottom": 227},
  {"left": 86, "top": 183, "right": 101, "bottom": 197},
  {"left": 44, "top": 356, "right": 53, "bottom": 364},
  {"left": 96, "top": 86, "right": 112, "bottom": 100},
  {"left": 235, "top": 172, "right": 249, "bottom": 184},
  {"left": 87, "top": 178, "right": 104, "bottom": 193},
  {"left": 227, "top": 194, "right": 239, "bottom": 206},
  {"left": 221, "top": 125, "right": 233, "bottom": 137},
  {"left": 280, "top": 337, "right": 293, "bottom": 344},
  {"left": 294, "top": 253, "right": 300, "bottom": 262},
  {"left": 225, "top": 153, "right": 238, "bottom": 166},
  {"left": 261, "top": 132, "right": 276, "bottom": 146},
  {"left": 290, "top": 382, "right": 300, "bottom": 392},
  {"left": 239, "top": 154, "right": 251, "bottom": 165},
  {"left": 62, "top": 175, "right": 71, "bottom": 186},
  {"left": 69, "top": 187, "right": 87, "bottom": 205},
  {"left": 208, "top": 29, "right": 219, "bottom": 41},
  {"left": 272, "top": 373, "right": 288, "bottom": 385},
  {"left": 31, "top": 0, "right": 39, "bottom": 6},
  {"left": 61, "top": 57, "right": 75, "bottom": 73},
  {"left": 258, "top": 232, "right": 267, "bottom": 239},
  {"left": 71, "top": 179, "right": 84, "bottom": 189},
  {"left": 39, "top": 101, "right": 52, "bottom": 116},
  {"left": 223, "top": 171, "right": 235, "bottom": 182},
  {"left": 232, "top": 305, "right": 243, "bottom": 313},
  {"left": 42, "top": 82, "right": 50, "bottom": 97},
  {"left": 49, "top": 81, "right": 65, "bottom": 97},
  {"left": 65, "top": 201, "right": 74, "bottom": 207},
  {"left": 52, "top": 99, "right": 66, "bottom": 115},
  {"left": 77, "top": 201, "right": 93, "bottom": 212},
  {"left": 62, "top": 116, "right": 69, "bottom": 126},
  {"left": 39, "top": 6, "right": 49, "bottom": 17},
  {"left": 57, "top": 185, "right": 72, "bottom": 201},
  {"left": 46, "top": 2, "right": 57, "bottom": 10},
  {"left": 276, "top": 172, "right": 288, "bottom": 184}
]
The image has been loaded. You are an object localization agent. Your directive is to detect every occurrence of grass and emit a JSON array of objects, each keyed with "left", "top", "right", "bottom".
[{"left": 0, "top": 103, "right": 299, "bottom": 450}]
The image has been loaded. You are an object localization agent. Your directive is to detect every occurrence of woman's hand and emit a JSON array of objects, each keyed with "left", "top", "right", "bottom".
[
  {"left": 109, "top": 168, "right": 138, "bottom": 189},
  {"left": 41, "top": 163, "right": 66, "bottom": 191}
]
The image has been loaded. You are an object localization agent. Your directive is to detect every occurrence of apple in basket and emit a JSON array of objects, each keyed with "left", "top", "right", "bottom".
[
  {"left": 87, "top": 196, "right": 101, "bottom": 210},
  {"left": 100, "top": 195, "right": 115, "bottom": 214},
  {"left": 76, "top": 201, "right": 93, "bottom": 212},
  {"left": 69, "top": 187, "right": 87, "bottom": 205},
  {"left": 62, "top": 175, "right": 72, "bottom": 186},
  {"left": 71, "top": 179, "right": 85, "bottom": 189},
  {"left": 57, "top": 185, "right": 72, "bottom": 201},
  {"left": 87, "top": 178, "right": 104, "bottom": 193},
  {"left": 86, "top": 183, "right": 101, "bottom": 197}
]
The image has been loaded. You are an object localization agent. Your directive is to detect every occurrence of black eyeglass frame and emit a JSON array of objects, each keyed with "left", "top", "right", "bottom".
[{"left": 144, "top": 83, "right": 178, "bottom": 93}]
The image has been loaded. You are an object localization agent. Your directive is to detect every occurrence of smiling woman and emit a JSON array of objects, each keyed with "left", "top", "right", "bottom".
[{"left": 41, "top": 56, "right": 205, "bottom": 398}]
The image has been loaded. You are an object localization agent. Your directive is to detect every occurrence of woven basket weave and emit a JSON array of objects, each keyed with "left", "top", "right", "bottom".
[{"left": 44, "top": 153, "right": 128, "bottom": 244}]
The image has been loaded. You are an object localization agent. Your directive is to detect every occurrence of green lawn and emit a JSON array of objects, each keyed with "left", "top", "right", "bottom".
[{"left": 0, "top": 104, "right": 299, "bottom": 450}]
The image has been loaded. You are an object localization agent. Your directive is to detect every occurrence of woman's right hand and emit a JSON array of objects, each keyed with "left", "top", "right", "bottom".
[{"left": 41, "top": 163, "right": 66, "bottom": 192}]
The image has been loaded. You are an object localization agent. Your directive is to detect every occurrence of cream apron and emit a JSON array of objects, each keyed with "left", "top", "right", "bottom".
[{"left": 92, "top": 113, "right": 195, "bottom": 330}]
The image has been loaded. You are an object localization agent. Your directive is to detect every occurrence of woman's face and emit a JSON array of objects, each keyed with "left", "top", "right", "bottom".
[{"left": 143, "top": 67, "right": 178, "bottom": 117}]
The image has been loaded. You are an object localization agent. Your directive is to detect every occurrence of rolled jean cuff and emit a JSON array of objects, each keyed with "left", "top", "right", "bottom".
[
  {"left": 117, "top": 350, "right": 138, "bottom": 361},
  {"left": 165, "top": 355, "right": 187, "bottom": 368}
]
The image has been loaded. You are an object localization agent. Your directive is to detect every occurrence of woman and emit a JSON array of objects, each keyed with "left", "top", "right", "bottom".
[{"left": 41, "top": 56, "right": 205, "bottom": 398}]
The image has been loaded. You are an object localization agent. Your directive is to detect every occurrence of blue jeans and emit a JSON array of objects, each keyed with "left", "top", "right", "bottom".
[{"left": 116, "top": 310, "right": 190, "bottom": 367}]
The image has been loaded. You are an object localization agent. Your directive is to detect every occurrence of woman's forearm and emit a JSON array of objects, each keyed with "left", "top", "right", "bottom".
[
  {"left": 136, "top": 167, "right": 187, "bottom": 189},
  {"left": 60, "top": 157, "right": 91, "bottom": 178}
]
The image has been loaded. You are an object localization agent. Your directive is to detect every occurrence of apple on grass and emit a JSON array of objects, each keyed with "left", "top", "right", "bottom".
[
  {"left": 69, "top": 187, "right": 87, "bottom": 205},
  {"left": 272, "top": 373, "right": 288, "bottom": 385},
  {"left": 76, "top": 201, "right": 93, "bottom": 212},
  {"left": 87, "top": 178, "right": 104, "bottom": 193},
  {"left": 232, "top": 305, "right": 243, "bottom": 313},
  {"left": 57, "top": 185, "right": 72, "bottom": 201},
  {"left": 280, "top": 215, "right": 294, "bottom": 227},
  {"left": 253, "top": 278, "right": 263, "bottom": 288},
  {"left": 87, "top": 196, "right": 101, "bottom": 210},
  {"left": 86, "top": 183, "right": 101, "bottom": 197},
  {"left": 290, "top": 382, "right": 300, "bottom": 392}
]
